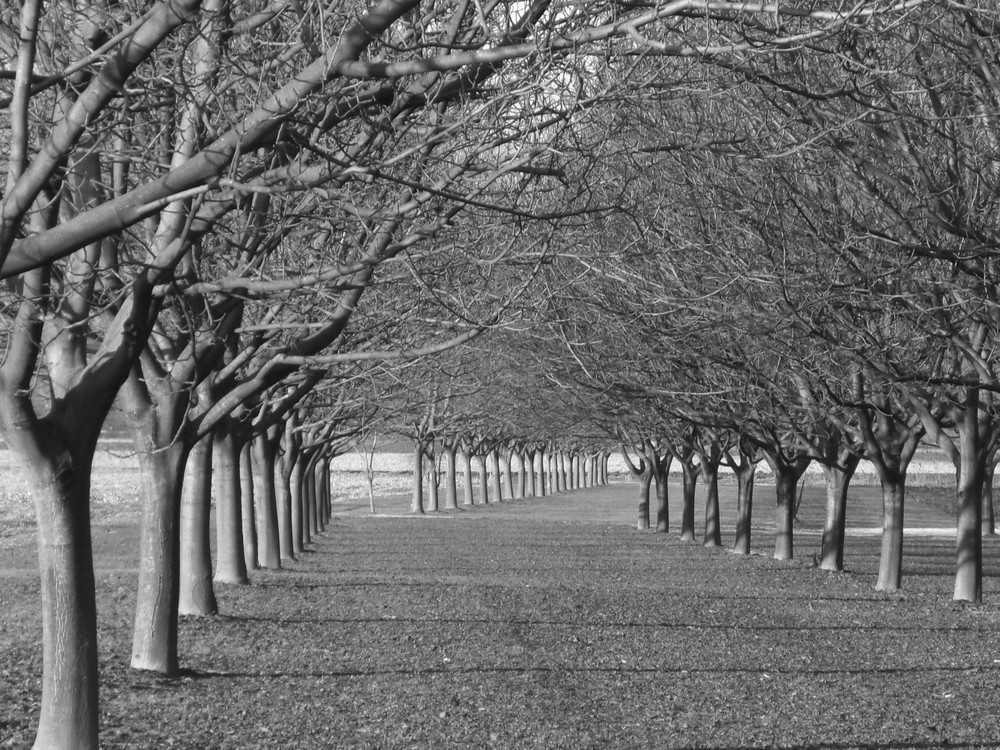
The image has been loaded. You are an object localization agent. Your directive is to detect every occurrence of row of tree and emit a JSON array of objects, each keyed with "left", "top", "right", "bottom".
[{"left": 1, "top": 0, "right": 982, "bottom": 746}]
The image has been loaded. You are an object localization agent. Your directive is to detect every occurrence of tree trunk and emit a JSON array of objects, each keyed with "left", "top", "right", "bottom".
[
  {"left": 275, "top": 445, "right": 295, "bottom": 562},
  {"left": 984, "top": 459, "right": 997, "bottom": 536},
  {"left": 733, "top": 463, "right": 756, "bottom": 555},
  {"left": 426, "top": 450, "right": 440, "bottom": 512},
  {"left": 321, "top": 457, "right": 332, "bottom": 527},
  {"left": 178, "top": 435, "right": 217, "bottom": 616},
  {"left": 773, "top": 468, "right": 798, "bottom": 561},
  {"left": 252, "top": 432, "right": 281, "bottom": 569},
  {"left": 460, "top": 448, "right": 475, "bottom": 506},
  {"left": 637, "top": 463, "right": 652, "bottom": 531},
  {"left": 680, "top": 465, "right": 698, "bottom": 542},
  {"left": 286, "top": 452, "right": 303, "bottom": 556},
  {"left": 517, "top": 451, "right": 527, "bottom": 498},
  {"left": 295, "top": 456, "right": 310, "bottom": 547},
  {"left": 282, "top": 414, "right": 302, "bottom": 556},
  {"left": 954, "top": 395, "right": 984, "bottom": 603},
  {"left": 526, "top": 451, "right": 536, "bottom": 497},
  {"left": 213, "top": 429, "right": 248, "bottom": 585},
  {"left": 444, "top": 442, "right": 459, "bottom": 510},
  {"left": 478, "top": 453, "right": 490, "bottom": 504},
  {"left": 876, "top": 477, "right": 905, "bottom": 592},
  {"left": 819, "top": 458, "right": 859, "bottom": 572},
  {"left": 702, "top": 460, "right": 722, "bottom": 548},
  {"left": 306, "top": 455, "right": 320, "bottom": 536},
  {"left": 411, "top": 442, "right": 425, "bottom": 514},
  {"left": 653, "top": 457, "right": 671, "bottom": 533},
  {"left": 20, "top": 442, "right": 100, "bottom": 749},
  {"left": 239, "top": 439, "right": 258, "bottom": 574},
  {"left": 131, "top": 440, "right": 188, "bottom": 674},
  {"left": 501, "top": 450, "right": 515, "bottom": 499},
  {"left": 489, "top": 449, "right": 503, "bottom": 502}
]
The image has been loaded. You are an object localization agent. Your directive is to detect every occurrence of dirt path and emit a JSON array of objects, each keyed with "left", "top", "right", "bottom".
[{"left": 3, "top": 481, "right": 1000, "bottom": 749}]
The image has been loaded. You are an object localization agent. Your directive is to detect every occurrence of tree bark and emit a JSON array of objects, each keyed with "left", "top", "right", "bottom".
[
  {"left": 653, "top": 453, "right": 672, "bottom": 533},
  {"left": 131, "top": 440, "right": 188, "bottom": 673},
  {"left": 701, "top": 459, "right": 722, "bottom": 548},
  {"left": 876, "top": 478, "right": 905, "bottom": 591},
  {"left": 478, "top": 452, "right": 490, "bottom": 504},
  {"left": 489, "top": 449, "right": 503, "bottom": 501},
  {"left": 819, "top": 457, "right": 859, "bottom": 572},
  {"left": 19, "top": 441, "right": 100, "bottom": 749},
  {"left": 954, "top": 390, "right": 984, "bottom": 603},
  {"left": 178, "top": 435, "right": 217, "bottom": 615},
  {"left": 460, "top": 447, "right": 475, "bottom": 506},
  {"left": 524, "top": 450, "right": 536, "bottom": 497},
  {"left": 679, "top": 463, "right": 699, "bottom": 542},
  {"left": 213, "top": 428, "right": 248, "bottom": 584},
  {"left": 411, "top": 441, "right": 425, "bottom": 514},
  {"left": 295, "top": 455, "right": 309, "bottom": 548},
  {"left": 426, "top": 450, "right": 440, "bottom": 512},
  {"left": 239, "top": 439, "right": 258, "bottom": 574},
  {"left": 984, "top": 458, "right": 997, "bottom": 536},
  {"left": 501, "top": 449, "right": 515, "bottom": 499},
  {"left": 733, "top": 462, "right": 756, "bottom": 555},
  {"left": 252, "top": 431, "right": 281, "bottom": 568},
  {"left": 444, "top": 441, "right": 459, "bottom": 510},
  {"left": 772, "top": 468, "right": 799, "bottom": 561},
  {"left": 637, "top": 463, "right": 652, "bottom": 530},
  {"left": 275, "top": 444, "right": 295, "bottom": 561}
]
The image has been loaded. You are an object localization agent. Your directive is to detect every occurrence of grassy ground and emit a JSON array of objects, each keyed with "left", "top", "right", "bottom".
[{"left": 3, "top": 467, "right": 1000, "bottom": 749}]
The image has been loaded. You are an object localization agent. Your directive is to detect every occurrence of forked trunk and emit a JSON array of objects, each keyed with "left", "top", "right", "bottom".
[
  {"left": 179, "top": 436, "right": 218, "bottom": 615},
  {"left": 213, "top": 429, "right": 248, "bottom": 584}
]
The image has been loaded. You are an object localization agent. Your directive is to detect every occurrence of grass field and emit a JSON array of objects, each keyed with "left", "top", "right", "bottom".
[{"left": 2, "top": 455, "right": 1000, "bottom": 749}]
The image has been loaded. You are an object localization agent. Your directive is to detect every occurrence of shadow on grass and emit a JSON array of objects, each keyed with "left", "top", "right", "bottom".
[
  {"left": 172, "top": 663, "right": 1000, "bottom": 679},
  {"left": 214, "top": 612, "right": 999, "bottom": 633}
]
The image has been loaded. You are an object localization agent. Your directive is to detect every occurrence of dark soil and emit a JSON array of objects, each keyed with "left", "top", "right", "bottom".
[{"left": 4, "top": 479, "right": 1000, "bottom": 749}]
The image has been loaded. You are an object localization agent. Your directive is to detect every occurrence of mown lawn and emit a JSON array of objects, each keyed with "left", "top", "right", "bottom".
[{"left": 3, "top": 476, "right": 1000, "bottom": 749}]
